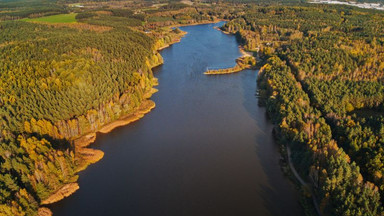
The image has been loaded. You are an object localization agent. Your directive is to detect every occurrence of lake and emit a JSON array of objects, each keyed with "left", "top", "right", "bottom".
[{"left": 51, "top": 22, "right": 303, "bottom": 216}]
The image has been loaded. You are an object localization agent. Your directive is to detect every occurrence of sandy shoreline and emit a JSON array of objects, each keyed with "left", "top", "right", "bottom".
[
  {"left": 42, "top": 100, "right": 157, "bottom": 207},
  {"left": 43, "top": 20, "right": 231, "bottom": 209},
  {"left": 42, "top": 100, "right": 156, "bottom": 207},
  {"left": 42, "top": 27, "right": 189, "bottom": 208},
  {"left": 99, "top": 100, "right": 156, "bottom": 134},
  {"left": 42, "top": 183, "right": 80, "bottom": 205}
]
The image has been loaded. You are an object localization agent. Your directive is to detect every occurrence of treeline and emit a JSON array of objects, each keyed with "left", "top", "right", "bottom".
[
  {"left": 0, "top": 135, "right": 77, "bottom": 215},
  {"left": 142, "top": 2, "right": 247, "bottom": 29},
  {"left": 258, "top": 56, "right": 381, "bottom": 215},
  {"left": 223, "top": 4, "right": 384, "bottom": 215},
  {"left": 0, "top": 20, "right": 156, "bottom": 135},
  {"left": 0, "top": 1, "right": 223, "bottom": 214},
  {"left": 0, "top": 7, "right": 170, "bottom": 215},
  {"left": 0, "top": 0, "right": 67, "bottom": 20}
]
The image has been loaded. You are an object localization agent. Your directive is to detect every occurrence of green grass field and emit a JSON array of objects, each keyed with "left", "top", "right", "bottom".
[{"left": 24, "top": 13, "right": 77, "bottom": 23}]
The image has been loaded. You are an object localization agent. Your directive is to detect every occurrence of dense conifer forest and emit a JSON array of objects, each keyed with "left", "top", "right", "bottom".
[
  {"left": 222, "top": 4, "right": 384, "bottom": 215},
  {"left": 2, "top": 0, "right": 384, "bottom": 215},
  {"left": 0, "top": 0, "right": 192, "bottom": 214}
]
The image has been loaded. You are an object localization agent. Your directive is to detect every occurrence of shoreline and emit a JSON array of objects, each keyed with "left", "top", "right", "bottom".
[
  {"left": 158, "top": 31, "right": 187, "bottom": 51},
  {"left": 169, "top": 19, "right": 225, "bottom": 29},
  {"left": 73, "top": 99, "right": 157, "bottom": 172},
  {"left": 71, "top": 20, "right": 226, "bottom": 154},
  {"left": 205, "top": 26, "right": 257, "bottom": 75},
  {"left": 213, "top": 26, "right": 231, "bottom": 35},
  {"left": 204, "top": 46, "right": 256, "bottom": 75},
  {"left": 43, "top": 23, "right": 194, "bottom": 209},
  {"left": 43, "top": 20, "right": 229, "bottom": 211},
  {"left": 212, "top": 23, "right": 317, "bottom": 214},
  {"left": 99, "top": 100, "right": 156, "bottom": 134},
  {"left": 41, "top": 183, "right": 80, "bottom": 205},
  {"left": 41, "top": 100, "right": 157, "bottom": 210},
  {"left": 42, "top": 100, "right": 157, "bottom": 211},
  {"left": 156, "top": 20, "right": 224, "bottom": 51}
]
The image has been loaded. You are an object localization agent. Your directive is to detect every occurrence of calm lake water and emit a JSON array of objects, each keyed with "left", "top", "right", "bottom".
[{"left": 51, "top": 22, "right": 303, "bottom": 216}]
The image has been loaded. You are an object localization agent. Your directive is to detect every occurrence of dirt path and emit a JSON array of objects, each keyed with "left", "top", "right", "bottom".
[{"left": 286, "top": 146, "right": 322, "bottom": 216}]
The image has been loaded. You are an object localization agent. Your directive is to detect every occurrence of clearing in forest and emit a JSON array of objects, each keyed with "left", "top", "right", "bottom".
[{"left": 24, "top": 13, "right": 77, "bottom": 23}]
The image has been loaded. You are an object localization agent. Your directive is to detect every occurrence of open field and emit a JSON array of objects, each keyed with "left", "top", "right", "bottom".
[{"left": 23, "top": 13, "right": 77, "bottom": 23}]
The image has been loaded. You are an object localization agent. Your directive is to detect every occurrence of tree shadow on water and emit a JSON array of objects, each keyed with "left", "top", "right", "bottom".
[{"left": 239, "top": 69, "right": 305, "bottom": 216}]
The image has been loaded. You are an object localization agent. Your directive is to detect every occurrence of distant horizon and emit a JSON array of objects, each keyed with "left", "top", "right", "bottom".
[{"left": 310, "top": 0, "right": 384, "bottom": 10}]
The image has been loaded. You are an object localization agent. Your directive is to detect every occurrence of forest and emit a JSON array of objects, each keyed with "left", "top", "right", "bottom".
[
  {"left": 2, "top": 0, "right": 384, "bottom": 215},
  {"left": 222, "top": 4, "right": 384, "bottom": 215},
  {"left": 0, "top": 0, "right": 193, "bottom": 215},
  {"left": 0, "top": 0, "right": 252, "bottom": 214}
]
